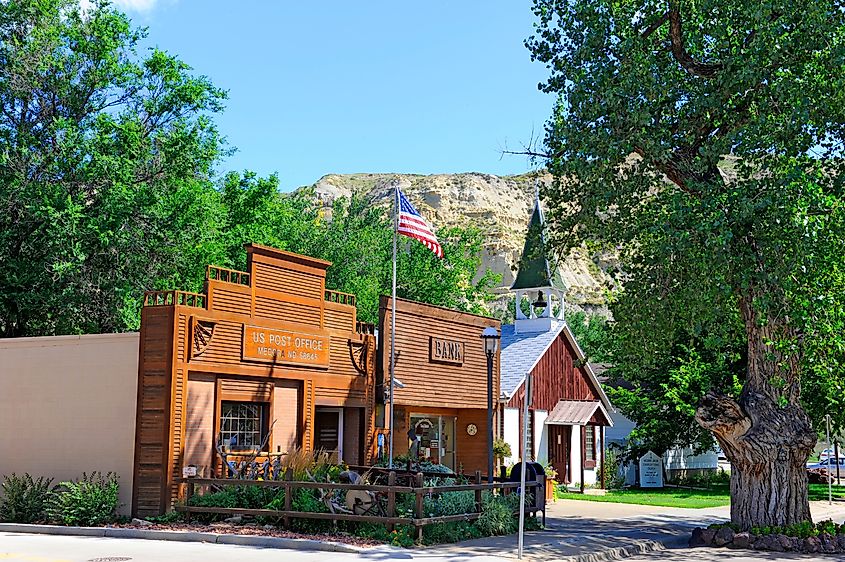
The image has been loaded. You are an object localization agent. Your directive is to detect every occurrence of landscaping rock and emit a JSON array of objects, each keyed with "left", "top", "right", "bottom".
[
  {"left": 776, "top": 534, "right": 792, "bottom": 551},
  {"left": 752, "top": 535, "right": 775, "bottom": 551},
  {"left": 263, "top": 525, "right": 275, "bottom": 530},
  {"left": 689, "top": 527, "right": 716, "bottom": 547},
  {"left": 713, "top": 526, "right": 735, "bottom": 547},
  {"left": 836, "top": 534, "right": 845, "bottom": 550},
  {"left": 223, "top": 516, "right": 242, "bottom": 524},
  {"left": 131, "top": 518, "right": 153, "bottom": 527},
  {"left": 731, "top": 532, "right": 750, "bottom": 549},
  {"left": 804, "top": 536, "right": 821, "bottom": 553},
  {"left": 821, "top": 534, "right": 837, "bottom": 553}
]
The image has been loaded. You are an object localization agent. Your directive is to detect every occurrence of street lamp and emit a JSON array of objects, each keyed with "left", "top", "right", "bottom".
[{"left": 481, "top": 326, "right": 501, "bottom": 484}]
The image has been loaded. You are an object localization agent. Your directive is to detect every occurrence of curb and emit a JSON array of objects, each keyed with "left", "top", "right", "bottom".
[
  {"left": 0, "top": 523, "right": 366, "bottom": 553},
  {"left": 551, "top": 539, "right": 667, "bottom": 562}
]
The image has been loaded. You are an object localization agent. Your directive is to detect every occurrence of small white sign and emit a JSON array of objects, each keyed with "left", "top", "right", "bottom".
[
  {"left": 182, "top": 465, "right": 197, "bottom": 478},
  {"left": 639, "top": 451, "right": 664, "bottom": 488}
]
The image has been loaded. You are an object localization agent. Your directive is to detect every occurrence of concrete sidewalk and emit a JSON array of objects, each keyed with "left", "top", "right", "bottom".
[{"left": 417, "top": 498, "right": 845, "bottom": 562}]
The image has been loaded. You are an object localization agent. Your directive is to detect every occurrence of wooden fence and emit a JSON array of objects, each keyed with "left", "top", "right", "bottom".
[{"left": 176, "top": 471, "right": 543, "bottom": 541}]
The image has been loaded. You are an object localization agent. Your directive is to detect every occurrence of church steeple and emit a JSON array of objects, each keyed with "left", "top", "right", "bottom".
[{"left": 511, "top": 191, "right": 565, "bottom": 333}]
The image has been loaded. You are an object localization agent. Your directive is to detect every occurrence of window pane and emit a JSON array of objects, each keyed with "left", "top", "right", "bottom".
[
  {"left": 585, "top": 427, "right": 595, "bottom": 461},
  {"left": 220, "top": 401, "right": 266, "bottom": 451}
]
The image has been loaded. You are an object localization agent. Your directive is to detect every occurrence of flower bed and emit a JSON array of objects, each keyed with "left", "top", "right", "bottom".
[{"left": 690, "top": 521, "right": 845, "bottom": 553}]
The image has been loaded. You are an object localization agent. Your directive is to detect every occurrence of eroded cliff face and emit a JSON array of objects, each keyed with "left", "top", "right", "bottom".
[{"left": 308, "top": 171, "right": 615, "bottom": 314}]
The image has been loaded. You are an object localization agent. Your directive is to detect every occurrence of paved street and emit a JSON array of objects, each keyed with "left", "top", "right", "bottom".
[{"left": 3, "top": 499, "right": 845, "bottom": 562}]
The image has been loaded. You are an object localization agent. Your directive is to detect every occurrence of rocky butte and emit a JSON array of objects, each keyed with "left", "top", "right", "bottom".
[{"left": 305, "top": 171, "right": 617, "bottom": 315}]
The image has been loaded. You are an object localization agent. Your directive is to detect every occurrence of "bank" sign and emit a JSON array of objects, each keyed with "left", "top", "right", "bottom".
[{"left": 429, "top": 337, "right": 464, "bottom": 365}]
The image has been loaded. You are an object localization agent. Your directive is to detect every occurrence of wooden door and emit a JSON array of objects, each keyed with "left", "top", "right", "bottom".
[
  {"left": 548, "top": 425, "right": 571, "bottom": 483},
  {"left": 314, "top": 408, "right": 341, "bottom": 459}
]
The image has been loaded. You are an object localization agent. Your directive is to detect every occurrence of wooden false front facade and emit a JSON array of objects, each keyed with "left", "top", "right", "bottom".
[
  {"left": 132, "top": 244, "right": 377, "bottom": 517},
  {"left": 378, "top": 297, "right": 500, "bottom": 476}
]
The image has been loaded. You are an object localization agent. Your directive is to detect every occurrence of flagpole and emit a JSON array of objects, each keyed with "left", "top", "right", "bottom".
[{"left": 389, "top": 183, "right": 398, "bottom": 469}]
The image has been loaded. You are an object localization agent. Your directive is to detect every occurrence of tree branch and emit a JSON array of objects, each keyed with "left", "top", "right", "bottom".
[{"left": 667, "top": 2, "right": 723, "bottom": 78}]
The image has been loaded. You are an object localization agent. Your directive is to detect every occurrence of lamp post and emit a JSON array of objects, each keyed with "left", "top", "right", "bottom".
[{"left": 481, "top": 326, "right": 501, "bottom": 484}]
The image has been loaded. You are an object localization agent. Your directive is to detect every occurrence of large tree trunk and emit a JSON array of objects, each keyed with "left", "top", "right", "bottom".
[{"left": 696, "top": 293, "right": 816, "bottom": 530}]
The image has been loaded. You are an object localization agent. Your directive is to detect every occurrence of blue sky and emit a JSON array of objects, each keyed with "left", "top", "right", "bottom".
[{"left": 123, "top": 1, "right": 553, "bottom": 191}]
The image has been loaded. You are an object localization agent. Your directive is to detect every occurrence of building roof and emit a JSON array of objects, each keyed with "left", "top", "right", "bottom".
[
  {"left": 500, "top": 320, "right": 613, "bottom": 415},
  {"left": 500, "top": 320, "right": 566, "bottom": 398},
  {"left": 510, "top": 196, "right": 563, "bottom": 291},
  {"left": 545, "top": 400, "right": 610, "bottom": 426}
]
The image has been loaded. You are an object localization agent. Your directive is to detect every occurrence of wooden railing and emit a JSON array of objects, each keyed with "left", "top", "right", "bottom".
[
  {"left": 325, "top": 289, "right": 356, "bottom": 307},
  {"left": 176, "top": 471, "right": 542, "bottom": 542},
  {"left": 143, "top": 290, "right": 206, "bottom": 308},
  {"left": 207, "top": 265, "right": 250, "bottom": 286},
  {"left": 356, "top": 321, "right": 376, "bottom": 335}
]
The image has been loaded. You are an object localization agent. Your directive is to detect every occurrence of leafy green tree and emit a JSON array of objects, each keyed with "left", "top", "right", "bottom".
[
  {"left": 527, "top": 0, "right": 845, "bottom": 528},
  {"left": 0, "top": 0, "right": 227, "bottom": 335},
  {"left": 564, "top": 310, "right": 612, "bottom": 364}
]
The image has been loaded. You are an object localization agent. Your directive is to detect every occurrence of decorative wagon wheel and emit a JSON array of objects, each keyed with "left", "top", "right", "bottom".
[{"left": 345, "top": 489, "right": 385, "bottom": 516}]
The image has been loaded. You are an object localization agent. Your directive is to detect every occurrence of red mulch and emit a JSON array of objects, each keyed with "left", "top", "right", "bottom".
[{"left": 107, "top": 522, "right": 383, "bottom": 547}]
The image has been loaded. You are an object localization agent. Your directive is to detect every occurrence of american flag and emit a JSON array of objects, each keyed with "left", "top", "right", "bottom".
[{"left": 396, "top": 188, "right": 443, "bottom": 258}]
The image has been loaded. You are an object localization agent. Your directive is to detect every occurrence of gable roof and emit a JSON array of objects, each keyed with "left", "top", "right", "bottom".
[
  {"left": 546, "top": 400, "right": 611, "bottom": 426},
  {"left": 500, "top": 320, "right": 565, "bottom": 398},
  {"left": 500, "top": 320, "right": 612, "bottom": 412}
]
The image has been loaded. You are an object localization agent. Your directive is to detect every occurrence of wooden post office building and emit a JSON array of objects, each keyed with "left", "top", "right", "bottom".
[{"left": 132, "top": 244, "right": 501, "bottom": 517}]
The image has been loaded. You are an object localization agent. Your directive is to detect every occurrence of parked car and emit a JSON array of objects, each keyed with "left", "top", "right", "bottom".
[
  {"left": 807, "top": 457, "right": 845, "bottom": 471},
  {"left": 818, "top": 448, "right": 845, "bottom": 462}
]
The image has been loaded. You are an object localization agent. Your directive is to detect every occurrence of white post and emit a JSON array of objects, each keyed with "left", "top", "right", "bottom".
[
  {"left": 827, "top": 414, "right": 832, "bottom": 505},
  {"left": 518, "top": 373, "right": 532, "bottom": 559},
  {"left": 389, "top": 184, "right": 398, "bottom": 468}
]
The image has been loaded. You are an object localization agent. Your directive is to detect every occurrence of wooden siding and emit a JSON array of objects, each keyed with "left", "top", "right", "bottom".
[
  {"left": 132, "top": 306, "right": 175, "bottom": 517},
  {"left": 134, "top": 244, "right": 377, "bottom": 516},
  {"left": 324, "top": 303, "right": 356, "bottom": 333},
  {"left": 253, "top": 261, "right": 323, "bottom": 301},
  {"left": 209, "top": 284, "right": 251, "bottom": 315},
  {"left": 254, "top": 295, "right": 321, "bottom": 326},
  {"left": 507, "top": 332, "right": 604, "bottom": 414},
  {"left": 379, "top": 297, "right": 500, "bottom": 410}
]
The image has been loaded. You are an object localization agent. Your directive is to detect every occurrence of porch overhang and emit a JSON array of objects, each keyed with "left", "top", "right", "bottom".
[{"left": 544, "top": 400, "right": 612, "bottom": 427}]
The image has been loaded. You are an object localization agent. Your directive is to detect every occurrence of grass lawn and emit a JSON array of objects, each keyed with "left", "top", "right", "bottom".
[{"left": 555, "top": 483, "right": 845, "bottom": 509}]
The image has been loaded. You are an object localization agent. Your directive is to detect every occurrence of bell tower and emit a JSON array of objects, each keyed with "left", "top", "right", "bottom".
[{"left": 511, "top": 192, "right": 565, "bottom": 333}]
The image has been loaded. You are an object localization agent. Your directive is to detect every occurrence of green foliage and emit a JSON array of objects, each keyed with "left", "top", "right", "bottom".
[
  {"left": 747, "top": 519, "right": 845, "bottom": 538},
  {"left": 601, "top": 449, "right": 624, "bottom": 490},
  {"left": 0, "top": 473, "right": 54, "bottom": 523},
  {"left": 144, "top": 510, "right": 184, "bottom": 524},
  {"left": 476, "top": 493, "right": 520, "bottom": 536},
  {"left": 0, "top": 0, "right": 228, "bottom": 336},
  {"left": 526, "top": 0, "right": 845, "bottom": 456},
  {"left": 565, "top": 311, "right": 612, "bottom": 364},
  {"left": 47, "top": 472, "right": 119, "bottom": 526},
  {"left": 374, "top": 455, "right": 456, "bottom": 475},
  {"left": 493, "top": 438, "right": 512, "bottom": 464}
]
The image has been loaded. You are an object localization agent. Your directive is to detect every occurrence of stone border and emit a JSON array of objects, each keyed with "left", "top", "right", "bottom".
[
  {"left": 690, "top": 526, "right": 845, "bottom": 554},
  {"left": 0, "top": 523, "right": 371, "bottom": 553}
]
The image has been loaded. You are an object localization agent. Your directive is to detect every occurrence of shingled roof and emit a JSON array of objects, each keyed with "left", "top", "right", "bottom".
[
  {"left": 500, "top": 320, "right": 613, "bottom": 412},
  {"left": 500, "top": 320, "right": 565, "bottom": 398}
]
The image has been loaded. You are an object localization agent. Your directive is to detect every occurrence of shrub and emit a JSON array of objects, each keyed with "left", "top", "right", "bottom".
[
  {"left": 47, "top": 472, "right": 119, "bottom": 526},
  {"left": 0, "top": 473, "right": 54, "bottom": 523},
  {"left": 188, "top": 485, "right": 283, "bottom": 522},
  {"left": 601, "top": 449, "right": 625, "bottom": 490},
  {"left": 493, "top": 438, "right": 512, "bottom": 466},
  {"left": 476, "top": 493, "right": 519, "bottom": 536}
]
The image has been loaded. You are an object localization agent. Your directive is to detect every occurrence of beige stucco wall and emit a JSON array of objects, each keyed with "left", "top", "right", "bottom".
[{"left": 0, "top": 332, "right": 139, "bottom": 515}]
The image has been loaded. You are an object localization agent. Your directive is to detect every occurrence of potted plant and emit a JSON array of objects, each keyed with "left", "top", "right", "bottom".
[{"left": 541, "top": 462, "right": 558, "bottom": 502}]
